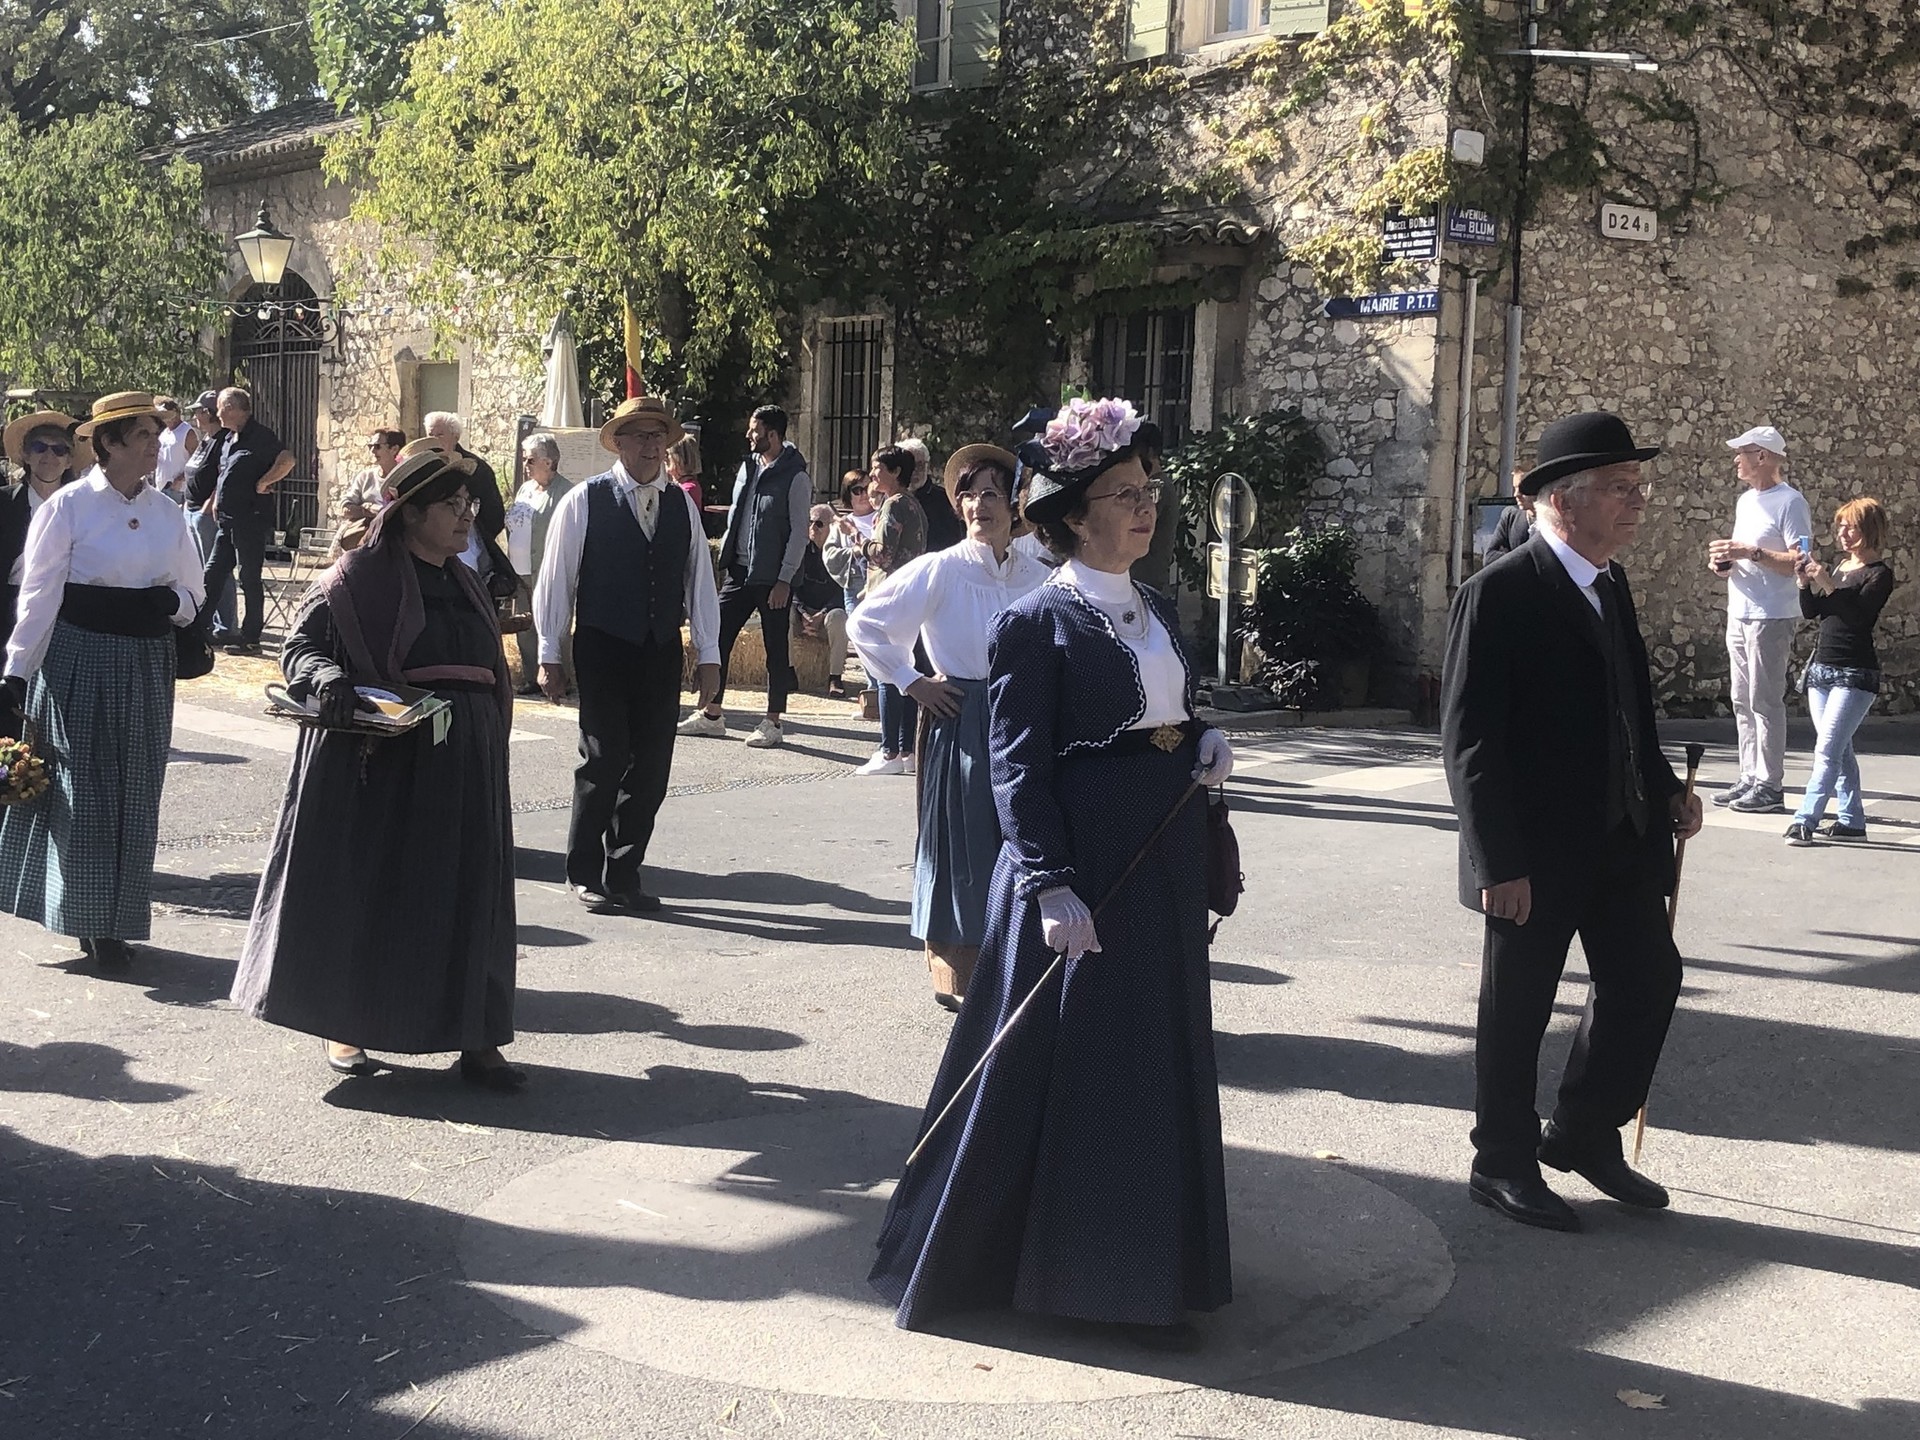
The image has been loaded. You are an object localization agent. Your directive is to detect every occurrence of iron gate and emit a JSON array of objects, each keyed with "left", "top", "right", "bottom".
[{"left": 229, "top": 274, "right": 323, "bottom": 539}]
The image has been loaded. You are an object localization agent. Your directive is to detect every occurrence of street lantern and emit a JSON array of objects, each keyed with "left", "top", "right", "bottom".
[{"left": 235, "top": 205, "right": 295, "bottom": 288}]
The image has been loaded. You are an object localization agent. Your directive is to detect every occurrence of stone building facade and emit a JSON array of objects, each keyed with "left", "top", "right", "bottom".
[
  {"left": 174, "top": 101, "right": 542, "bottom": 537},
  {"left": 791, "top": 2, "right": 1918, "bottom": 712}
]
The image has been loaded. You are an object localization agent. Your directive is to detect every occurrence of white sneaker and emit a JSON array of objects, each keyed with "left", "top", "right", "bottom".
[
  {"left": 677, "top": 709, "right": 727, "bottom": 738},
  {"left": 854, "top": 752, "right": 908, "bottom": 777},
  {"left": 902, "top": 755, "right": 916, "bottom": 776},
  {"left": 744, "top": 718, "right": 783, "bottom": 748}
]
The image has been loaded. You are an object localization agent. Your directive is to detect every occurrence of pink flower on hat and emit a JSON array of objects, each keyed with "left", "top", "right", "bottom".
[{"left": 1040, "top": 397, "right": 1143, "bottom": 474}]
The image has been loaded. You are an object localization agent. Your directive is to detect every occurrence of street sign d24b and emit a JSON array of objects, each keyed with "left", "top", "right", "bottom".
[{"left": 1599, "top": 203, "right": 1658, "bottom": 243}]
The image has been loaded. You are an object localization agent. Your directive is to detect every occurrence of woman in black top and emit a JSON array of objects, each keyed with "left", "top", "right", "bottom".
[{"left": 1785, "top": 497, "right": 1895, "bottom": 844}]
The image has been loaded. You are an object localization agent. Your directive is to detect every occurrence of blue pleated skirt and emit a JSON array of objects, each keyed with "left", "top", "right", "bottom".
[
  {"left": 871, "top": 735, "right": 1230, "bottom": 1328},
  {"left": 0, "top": 621, "right": 175, "bottom": 940},
  {"left": 911, "top": 677, "right": 999, "bottom": 948}
]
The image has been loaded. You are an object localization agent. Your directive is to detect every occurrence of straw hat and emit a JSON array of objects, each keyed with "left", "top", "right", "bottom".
[
  {"left": 941, "top": 443, "right": 1020, "bottom": 500},
  {"left": 599, "top": 394, "right": 684, "bottom": 452},
  {"left": 73, "top": 390, "right": 162, "bottom": 442},
  {"left": 3, "top": 410, "right": 79, "bottom": 467},
  {"left": 384, "top": 436, "right": 477, "bottom": 507}
]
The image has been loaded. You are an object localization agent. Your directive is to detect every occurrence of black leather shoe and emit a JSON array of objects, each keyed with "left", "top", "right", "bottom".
[
  {"left": 933, "top": 992, "right": 963, "bottom": 1014},
  {"left": 603, "top": 886, "right": 662, "bottom": 914},
  {"left": 326, "top": 1046, "right": 381, "bottom": 1078},
  {"left": 1538, "top": 1124, "right": 1669, "bottom": 1208},
  {"left": 1468, "top": 1170, "right": 1582, "bottom": 1231},
  {"left": 459, "top": 1053, "right": 528, "bottom": 1091},
  {"left": 88, "top": 938, "right": 132, "bottom": 971}
]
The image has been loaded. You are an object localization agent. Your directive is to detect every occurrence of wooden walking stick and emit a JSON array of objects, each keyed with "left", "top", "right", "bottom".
[
  {"left": 1632, "top": 740, "right": 1707, "bottom": 1166},
  {"left": 902, "top": 778, "right": 1204, "bottom": 1171}
]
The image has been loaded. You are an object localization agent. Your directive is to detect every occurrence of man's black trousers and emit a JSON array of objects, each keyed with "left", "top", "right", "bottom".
[
  {"left": 1472, "top": 823, "right": 1683, "bottom": 1179},
  {"left": 202, "top": 514, "right": 268, "bottom": 644},
  {"left": 711, "top": 573, "right": 791, "bottom": 715},
  {"left": 567, "top": 625, "right": 683, "bottom": 894}
]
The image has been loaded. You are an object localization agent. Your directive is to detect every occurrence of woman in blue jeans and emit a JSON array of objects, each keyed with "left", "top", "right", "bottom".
[
  {"left": 853, "top": 445, "right": 926, "bottom": 776},
  {"left": 1785, "top": 497, "right": 1895, "bottom": 845}
]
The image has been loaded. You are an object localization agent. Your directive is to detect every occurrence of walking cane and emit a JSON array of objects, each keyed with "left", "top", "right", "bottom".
[
  {"left": 1631, "top": 740, "right": 1706, "bottom": 1166},
  {"left": 902, "top": 778, "right": 1205, "bottom": 1171}
]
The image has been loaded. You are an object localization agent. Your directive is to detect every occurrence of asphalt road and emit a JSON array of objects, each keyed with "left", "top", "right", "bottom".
[{"left": 2, "top": 665, "right": 1917, "bottom": 1439}]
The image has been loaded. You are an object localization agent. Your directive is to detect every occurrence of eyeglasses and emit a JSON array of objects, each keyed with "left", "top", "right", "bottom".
[
  {"left": 1086, "top": 480, "right": 1164, "bottom": 511},
  {"left": 27, "top": 440, "right": 70, "bottom": 457},
  {"left": 1593, "top": 479, "right": 1654, "bottom": 501},
  {"left": 435, "top": 496, "right": 481, "bottom": 519},
  {"left": 954, "top": 486, "right": 1009, "bottom": 503}
]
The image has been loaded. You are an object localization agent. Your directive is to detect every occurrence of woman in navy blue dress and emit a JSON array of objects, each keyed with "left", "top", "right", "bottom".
[{"left": 871, "top": 399, "right": 1236, "bottom": 1349}]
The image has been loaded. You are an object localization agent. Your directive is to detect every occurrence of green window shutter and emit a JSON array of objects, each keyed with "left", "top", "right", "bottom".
[
  {"left": 1267, "top": 0, "right": 1330, "bottom": 36},
  {"left": 949, "top": 0, "right": 1001, "bottom": 88},
  {"left": 1127, "top": 0, "right": 1173, "bottom": 62}
]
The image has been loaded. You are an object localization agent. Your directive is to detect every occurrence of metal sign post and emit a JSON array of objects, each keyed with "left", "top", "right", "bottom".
[{"left": 1209, "top": 473, "right": 1256, "bottom": 687}]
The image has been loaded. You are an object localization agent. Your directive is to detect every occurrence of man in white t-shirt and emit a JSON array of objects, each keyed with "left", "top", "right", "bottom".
[
  {"left": 1706, "top": 425, "right": 1811, "bottom": 813},
  {"left": 152, "top": 396, "right": 198, "bottom": 502}
]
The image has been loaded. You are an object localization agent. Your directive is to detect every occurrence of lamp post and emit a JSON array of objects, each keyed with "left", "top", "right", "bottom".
[
  {"left": 234, "top": 205, "right": 295, "bottom": 290},
  {"left": 1492, "top": 0, "right": 1660, "bottom": 490}
]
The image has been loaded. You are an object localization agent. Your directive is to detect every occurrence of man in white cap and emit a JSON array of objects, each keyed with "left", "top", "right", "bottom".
[{"left": 1706, "top": 426, "right": 1811, "bottom": 812}]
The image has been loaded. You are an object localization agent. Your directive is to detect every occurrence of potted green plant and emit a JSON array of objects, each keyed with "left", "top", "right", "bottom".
[
  {"left": 1161, "top": 408, "right": 1324, "bottom": 593},
  {"left": 1240, "top": 525, "right": 1382, "bottom": 710}
]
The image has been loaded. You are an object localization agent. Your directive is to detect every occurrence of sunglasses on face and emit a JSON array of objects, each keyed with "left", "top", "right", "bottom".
[{"left": 27, "top": 440, "right": 70, "bottom": 457}]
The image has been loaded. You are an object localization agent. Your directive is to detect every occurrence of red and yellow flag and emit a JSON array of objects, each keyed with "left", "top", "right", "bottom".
[{"left": 621, "top": 297, "right": 644, "bottom": 399}]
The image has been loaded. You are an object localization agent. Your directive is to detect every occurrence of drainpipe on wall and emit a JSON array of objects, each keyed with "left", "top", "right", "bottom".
[
  {"left": 1449, "top": 272, "right": 1479, "bottom": 592},
  {"left": 1496, "top": 2, "right": 1538, "bottom": 487}
]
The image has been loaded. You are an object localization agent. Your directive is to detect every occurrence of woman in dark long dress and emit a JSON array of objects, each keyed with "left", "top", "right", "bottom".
[
  {"left": 870, "top": 399, "right": 1237, "bottom": 1348},
  {"left": 230, "top": 439, "right": 523, "bottom": 1088}
]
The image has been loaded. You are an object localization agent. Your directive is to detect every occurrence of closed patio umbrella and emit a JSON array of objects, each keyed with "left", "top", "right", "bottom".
[{"left": 540, "top": 312, "right": 584, "bottom": 428}]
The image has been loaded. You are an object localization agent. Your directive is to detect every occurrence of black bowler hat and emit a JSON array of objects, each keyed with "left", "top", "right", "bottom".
[{"left": 1517, "top": 411, "right": 1660, "bottom": 496}]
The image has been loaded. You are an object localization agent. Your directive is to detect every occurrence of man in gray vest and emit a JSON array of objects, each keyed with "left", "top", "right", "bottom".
[
  {"left": 679, "top": 404, "right": 812, "bottom": 748},
  {"left": 533, "top": 395, "right": 720, "bottom": 913}
]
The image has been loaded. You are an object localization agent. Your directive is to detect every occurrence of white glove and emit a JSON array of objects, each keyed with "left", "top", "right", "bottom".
[
  {"left": 1192, "top": 727, "right": 1234, "bottom": 786},
  {"left": 1037, "top": 886, "right": 1102, "bottom": 959}
]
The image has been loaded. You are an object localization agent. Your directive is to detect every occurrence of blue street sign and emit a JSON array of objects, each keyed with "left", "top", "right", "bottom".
[
  {"left": 1323, "top": 290, "right": 1441, "bottom": 320},
  {"left": 1446, "top": 206, "right": 1500, "bottom": 246}
]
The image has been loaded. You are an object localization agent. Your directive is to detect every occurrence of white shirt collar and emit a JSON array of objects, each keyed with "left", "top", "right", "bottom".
[
  {"left": 611, "top": 460, "right": 664, "bottom": 491},
  {"left": 1539, "top": 527, "right": 1603, "bottom": 590}
]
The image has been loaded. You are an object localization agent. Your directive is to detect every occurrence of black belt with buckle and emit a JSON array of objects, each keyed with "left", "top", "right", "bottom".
[{"left": 1098, "top": 718, "right": 1204, "bottom": 757}]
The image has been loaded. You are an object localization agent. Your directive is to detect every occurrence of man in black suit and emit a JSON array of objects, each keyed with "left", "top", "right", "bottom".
[{"left": 1441, "top": 411, "right": 1704, "bottom": 1232}]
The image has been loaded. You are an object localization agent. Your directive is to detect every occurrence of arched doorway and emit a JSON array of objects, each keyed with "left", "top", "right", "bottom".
[{"left": 229, "top": 272, "right": 322, "bottom": 537}]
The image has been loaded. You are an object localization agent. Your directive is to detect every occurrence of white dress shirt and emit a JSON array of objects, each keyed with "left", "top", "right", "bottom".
[
  {"left": 849, "top": 538, "right": 1050, "bottom": 691},
  {"left": 531, "top": 460, "right": 720, "bottom": 667},
  {"left": 1055, "top": 560, "right": 1186, "bottom": 726},
  {"left": 1538, "top": 527, "right": 1605, "bottom": 617},
  {"left": 6, "top": 470, "right": 206, "bottom": 679}
]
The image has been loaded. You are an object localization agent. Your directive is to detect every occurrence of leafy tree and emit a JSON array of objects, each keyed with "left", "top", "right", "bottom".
[
  {"left": 0, "top": 1, "right": 317, "bottom": 142},
  {"left": 0, "top": 107, "right": 223, "bottom": 395},
  {"left": 328, "top": 0, "right": 914, "bottom": 394},
  {"left": 310, "top": 0, "right": 448, "bottom": 113}
]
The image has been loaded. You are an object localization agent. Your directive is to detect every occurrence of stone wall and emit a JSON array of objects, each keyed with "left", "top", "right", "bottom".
[
  {"left": 201, "top": 158, "right": 542, "bottom": 520},
  {"left": 1465, "top": 46, "right": 1920, "bottom": 713}
]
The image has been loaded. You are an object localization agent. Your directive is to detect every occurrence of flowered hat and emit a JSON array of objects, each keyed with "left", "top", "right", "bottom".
[{"left": 1017, "top": 398, "right": 1162, "bottom": 524}]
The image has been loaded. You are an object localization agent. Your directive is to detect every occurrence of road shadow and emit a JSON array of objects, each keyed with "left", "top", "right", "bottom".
[
  {"left": 0, "top": 1040, "right": 187, "bottom": 1103},
  {"left": 1211, "top": 961, "right": 1291, "bottom": 986},
  {"left": 513, "top": 988, "right": 803, "bottom": 1050}
]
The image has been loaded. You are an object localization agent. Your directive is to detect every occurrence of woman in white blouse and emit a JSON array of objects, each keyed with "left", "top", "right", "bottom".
[
  {"left": 0, "top": 392, "right": 205, "bottom": 971},
  {"left": 848, "top": 445, "right": 1049, "bottom": 1010}
]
